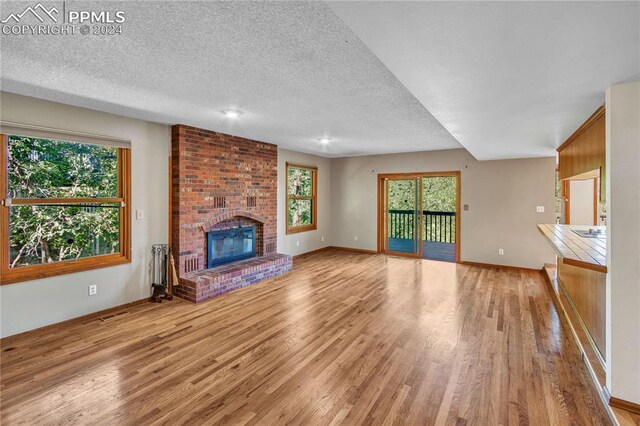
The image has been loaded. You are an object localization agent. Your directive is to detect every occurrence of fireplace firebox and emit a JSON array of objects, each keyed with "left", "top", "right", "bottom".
[{"left": 207, "top": 226, "right": 256, "bottom": 268}]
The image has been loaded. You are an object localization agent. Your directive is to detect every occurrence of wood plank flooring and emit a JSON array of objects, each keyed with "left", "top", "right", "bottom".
[{"left": 0, "top": 249, "right": 611, "bottom": 425}]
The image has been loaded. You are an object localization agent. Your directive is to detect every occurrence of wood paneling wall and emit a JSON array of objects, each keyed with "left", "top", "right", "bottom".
[
  {"left": 557, "top": 259, "right": 606, "bottom": 359},
  {"left": 557, "top": 106, "right": 606, "bottom": 200}
]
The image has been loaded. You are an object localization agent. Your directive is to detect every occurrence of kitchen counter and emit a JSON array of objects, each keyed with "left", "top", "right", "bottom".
[
  {"left": 537, "top": 224, "right": 607, "bottom": 272},
  {"left": 538, "top": 223, "right": 608, "bottom": 360}
]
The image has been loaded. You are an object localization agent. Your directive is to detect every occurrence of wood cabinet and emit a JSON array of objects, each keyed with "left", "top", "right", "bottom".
[
  {"left": 557, "top": 259, "right": 606, "bottom": 359},
  {"left": 557, "top": 106, "right": 606, "bottom": 200}
]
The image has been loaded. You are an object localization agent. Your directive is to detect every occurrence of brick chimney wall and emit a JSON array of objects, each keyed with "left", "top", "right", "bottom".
[{"left": 171, "top": 125, "right": 278, "bottom": 276}]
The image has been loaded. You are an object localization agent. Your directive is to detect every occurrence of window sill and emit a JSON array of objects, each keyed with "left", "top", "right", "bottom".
[
  {"left": 286, "top": 225, "right": 317, "bottom": 235},
  {"left": 0, "top": 253, "right": 131, "bottom": 285}
]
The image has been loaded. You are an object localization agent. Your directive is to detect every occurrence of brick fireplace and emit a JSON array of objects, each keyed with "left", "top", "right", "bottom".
[{"left": 171, "top": 125, "right": 291, "bottom": 302}]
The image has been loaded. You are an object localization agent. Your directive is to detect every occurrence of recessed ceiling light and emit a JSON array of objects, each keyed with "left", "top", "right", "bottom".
[
  {"left": 319, "top": 137, "right": 331, "bottom": 144},
  {"left": 222, "top": 109, "right": 242, "bottom": 118}
]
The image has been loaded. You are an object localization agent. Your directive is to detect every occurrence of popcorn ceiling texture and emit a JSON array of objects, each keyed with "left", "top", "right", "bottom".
[
  {"left": 1, "top": 2, "right": 637, "bottom": 159},
  {"left": 0, "top": 1, "right": 459, "bottom": 157}
]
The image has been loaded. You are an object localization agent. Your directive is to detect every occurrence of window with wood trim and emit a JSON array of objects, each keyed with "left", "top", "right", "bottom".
[
  {"left": 286, "top": 163, "right": 317, "bottom": 234},
  {"left": 0, "top": 133, "right": 131, "bottom": 285}
]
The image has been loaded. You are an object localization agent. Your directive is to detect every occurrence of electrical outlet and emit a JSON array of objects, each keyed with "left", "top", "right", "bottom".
[
  {"left": 321, "top": 236, "right": 325, "bottom": 242},
  {"left": 136, "top": 209, "right": 144, "bottom": 220},
  {"left": 498, "top": 249, "right": 504, "bottom": 256},
  {"left": 296, "top": 240, "right": 300, "bottom": 247},
  {"left": 88, "top": 285, "right": 97, "bottom": 296},
  {"left": 536, "top": 206, "right": 545, "bottom": 213},
  {"left": 354, "top": 236, "right": 358, "bottom": 241}
]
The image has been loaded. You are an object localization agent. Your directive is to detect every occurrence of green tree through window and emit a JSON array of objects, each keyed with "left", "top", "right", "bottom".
[
  {"left": 286, "top": 164, "right": 317, "bottom": 233},
  {"left": 1, "top": 133, "right": 131, "bottom": 283}
]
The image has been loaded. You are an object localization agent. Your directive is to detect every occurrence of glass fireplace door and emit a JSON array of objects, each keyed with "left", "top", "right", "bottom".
[{"left": 207, "top": 226, "right": 256, "bottom": 268}]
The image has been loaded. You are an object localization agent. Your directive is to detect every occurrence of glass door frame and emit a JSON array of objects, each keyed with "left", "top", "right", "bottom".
[
  {"left": 380, "top": 176, "right": 422, "bottom": 258},
  {"left": 377, "top": 171, "right": 461, "bottom": 262}
]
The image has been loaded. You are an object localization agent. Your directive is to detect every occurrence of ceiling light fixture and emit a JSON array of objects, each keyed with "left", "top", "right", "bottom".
[
  {"left": 319, "top": 137, "right": 331, "bottom": 144},
  {"left": 222, "top": 109, "right": 242, "bottom": 119}
]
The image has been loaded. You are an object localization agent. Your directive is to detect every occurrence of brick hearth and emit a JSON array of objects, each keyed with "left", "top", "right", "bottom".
[
  {"left": 174, "top": 254, "right": 292, "bottom": 303},
  {"left": 171, "top": 125, "right": 289, "bottom": 302}
]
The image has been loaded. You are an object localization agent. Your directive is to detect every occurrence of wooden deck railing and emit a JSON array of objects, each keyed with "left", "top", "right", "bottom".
[{"left": 388, "top": 210, "right": 456, "bottom": 243}]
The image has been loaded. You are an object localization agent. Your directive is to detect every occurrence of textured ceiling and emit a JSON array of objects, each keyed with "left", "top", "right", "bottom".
[
  {"left": 329, "top": 1, "right": 640, "bottom": 160},
  {"left": 2, "top": 2, "right": 638, "bottom": 160},
  {"left": 0, "top": 1, "right": 460, "bottom": 157}
]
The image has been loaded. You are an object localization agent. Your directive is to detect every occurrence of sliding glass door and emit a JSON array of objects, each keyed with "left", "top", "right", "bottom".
[
  {"left": 379, "top": 172, "right": 460, "bottom": 262},
  {"left": 383, "top": 177, "right": 421, "bottom": 256}
]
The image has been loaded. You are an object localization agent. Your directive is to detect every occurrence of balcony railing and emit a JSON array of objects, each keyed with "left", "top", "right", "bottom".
[{"left": 388, "top": 210, "right": 456, "bottom": 243}]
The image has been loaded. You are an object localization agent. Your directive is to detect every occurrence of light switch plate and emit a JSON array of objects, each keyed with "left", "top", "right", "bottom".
[
  {"left": 536, "top": 206, "right": 545, "bottom": 213},
  {"left": 136, "top": 209, "right": 144, "bottom": 220}
]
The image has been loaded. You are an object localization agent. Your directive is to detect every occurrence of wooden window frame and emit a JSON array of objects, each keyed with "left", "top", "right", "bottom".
[
  {"left": 285, "top": 162, "right": 317, "bottom": 235},
  {"left": 376, "top": 171, "right": 461, "bottom": 263},
  {"left": 0, "top": 133, "right": 131, "bottom": 285}
]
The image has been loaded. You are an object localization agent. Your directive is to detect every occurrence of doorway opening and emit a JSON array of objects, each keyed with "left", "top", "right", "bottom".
[
  {"left": 558, "top": 168, "right": 605, "bottom": 226},
  {"left": 377, "top": 172, "right": 460, "bottom": 262}
]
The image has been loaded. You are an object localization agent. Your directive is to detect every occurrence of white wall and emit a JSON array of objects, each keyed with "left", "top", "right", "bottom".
[
  {"left": 569, "top": 179, "right": 595, "bottom": 226},
  {"left": 0, "top": 92, "right": 170, "bottom": 338},
  {"left": 277, "top": 148, "right": 331, "bottom": 256},
  {"left": 330, "top": 149, "right": 556, "bottom": 269},
  {"left": 606, "top": 81, "right": 640, "bottom": 404}
]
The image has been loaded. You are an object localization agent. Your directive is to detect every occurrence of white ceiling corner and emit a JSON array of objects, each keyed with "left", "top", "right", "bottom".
[{"left": 328, "top": 1, "right": 640, "bottom": 160}]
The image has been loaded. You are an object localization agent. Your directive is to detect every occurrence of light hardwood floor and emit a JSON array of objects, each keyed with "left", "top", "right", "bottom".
[{"left": 1, "top": 249, "right": 611, "bottom": 425}]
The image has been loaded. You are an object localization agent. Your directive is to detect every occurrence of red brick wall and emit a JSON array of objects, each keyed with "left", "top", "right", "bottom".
[{"left": 171, "top": 125, "right": 278, "bottom": 276}]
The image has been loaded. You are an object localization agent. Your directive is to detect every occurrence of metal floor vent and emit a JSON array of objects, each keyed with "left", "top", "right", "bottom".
[{"left": 98, "top": 310, "right": 129, "bottom": 322}]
